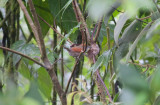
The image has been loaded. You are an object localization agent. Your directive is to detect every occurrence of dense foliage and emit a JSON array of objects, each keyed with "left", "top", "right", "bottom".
[{"left": 0, "top": 0, "right": 160, "bottom": 105}]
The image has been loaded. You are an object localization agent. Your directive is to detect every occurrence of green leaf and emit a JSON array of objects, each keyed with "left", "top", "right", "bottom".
[
  {"left": 103, "top": 50, "right": 112, "bottom": 69},
  {"left": 151, "top": 11, "right": 160, "bottom": 21},
  {"left": 118, "top": 64, "right": 148, "bottom": 92},
  {"left": 126, "top": 22, "right": 153, "bottom": 62},
  {"left": 67, "top": 91, "right": 77, "bottom": 105},
  {"left": 104, "top": 1, "right": 121, "bottom": 26},
  {"left": 0, "top": 50, "right": 4, "bottom": 66},
  {"left": 114, "top": 43, "right": 129, "bottom": 68},
  {"left": 87, "top": 0, "right": 113, "bottom": 21},
  {"left": 47, "top": 52, "right": 55, "bottom": 64},
  {"left": 48, "top": 0, "right": 77, "bottom": 32},
  {"left": 90, "top": 50, "right": 112, "bottom": 73},
  {"left": 37, "top": 67, "right": 53, "bottom": 99},
  {"left": 90, "top": 55, "right": 104, "bottom": 72},
  {"left": 9, "top": 40, "right": 40, "bottom": 66},
  {"left": 61, "top": 0, "right": 72, "bottom": 16},
  {"left": 150, "top": 65, "right": 160, "bottom": 95},
  {"left": 120, "top": 89, "right": 148, "bottom": 105},
  {"left": 18, "top": 61, "right": 31, "bottom": 80},
  {"left": 120, "top": 20, "right": 142, "bottom": 44},
  {"left": 114, "top": 12, "right": 131, "bottom": 46},
  {"left": 25, "top": 81, "right": 43, "bottom": 105},
  {"left": 20, "top": 97, "right": 41, "bottom": 105},
  {"left": 146, "top": 18, "right": 160, "bottom": 39},
  {"left": 26, "top": 0, "right": 53, "bottom": 36},
  {"left": 98, "top": 23, "right": 114, "bottom": 45},
  {"left": 56, "top": 22, "right": 80, "bottom": 50},
  {"left": 74, "top": 92, "right": 83, "bottom": 105},
  {"left": 122, "top": 0, "right": 154, "bottom": 16}
]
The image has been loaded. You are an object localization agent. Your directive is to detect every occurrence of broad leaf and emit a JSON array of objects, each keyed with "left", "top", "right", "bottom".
[
  {"left": 25, "top": 81, "right": 43, "bottom": 105},
  {"left": 126, "top": 22, "right": 153, "bottom": 62},
  {"left": 18, "top": 61, "right": 31, "bottom": 80},
  {"left": 48, "top": 0, "right": 77, "bottom": 33},
  {"left": 27, "top": 0, "right": 54, "bottom": 36},
  {"left": 56, "top": 22, "right": 80, "bottom": 49},
  {"left": 114, "top": 19, "right": 143, "bottom": 68},
  {"left": 98, "top": 23, "right": 114, "bottom": 45},
  {"left": 150, "top": 65, "right": 160, "bottom": 96},
  {"left": 146, "top": 18, "right": 160, "bottom": 39},
  {"left": 87, "top": 0, "right": 113, "bottom": 21},
  {"left": 104, "top": 0, "right": 121, "bottom": 26},
  {"left": 118, "top": 64, "right": 148, "bottom": 91},
  {"left": 122, "top": 0, "right": 154, "bottom": 16},
  {"left": 74, "top": 92, "right": 83, "bottom": 105},
  {"left": 9, "top": 40, "right": 40, "bottom": 66},
  {"left": 0, "top": 50, "right": 4, "bottom": 66},
  {"left": 151, "top": 11, "right": 160, "bottom": 21},
  {"left": 67, "top": 91, "right": 77, "bottom": 105},
  {"left": 120, "top": 20, "right": 142, "bottom": 44},
  {"left": 37, "top": 67, "right": 53, "bottom": 99},
  {"left": 114, "top": 12, "right": 131, "bottom": 46},
  {"left": 90, "top": 50, "right": 112, "bottom": 73}
]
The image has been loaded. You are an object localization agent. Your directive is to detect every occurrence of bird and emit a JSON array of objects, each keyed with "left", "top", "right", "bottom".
[{"left": 64, "top": 44, "right": 88, "bottom": 57}]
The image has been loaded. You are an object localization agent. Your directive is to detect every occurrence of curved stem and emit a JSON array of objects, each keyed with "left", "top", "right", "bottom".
[{"left": 0, "top": 46, "right": 45, "bottom": 67}]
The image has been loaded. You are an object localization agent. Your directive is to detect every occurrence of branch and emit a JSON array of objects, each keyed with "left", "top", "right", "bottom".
[
  {"left": 112, "top": 15, "right": 116, "bottom": 25},
  {"left": 0, "top": 46, "right": 45, "bottom": 67},
  {"left": 38, "top": 15, "right": 73, "bottom": 44},
  {"left": 128, "top": 61, "right": 155, "bottom": 68},
  {"left": 65, "top": 52, "right": 83, "bottom": 93},
  {"left": 73, "top": 0, "right": 91, "bottom": 44},
  {"left": 92, "top": 56, "right": 113, "bottom": 102},
  {"left": 72, "top": 1, "right": 86, "bottom": 44},
  {"left": 94, "top": 19, "right": 102, "bottom": 42},
  {"left": 17, "top": 0, "right": 66, "bottom": 104},
  {"left": 91, "top": 23, "right": 98, "bottom": 42},
  {"left": 28, "top": 0, "right": 49, "bottom": 65},
  {"left": 17, "top": 0, "right": 42, "bottom": 56},
  {"left": 72, "top": 1, "right": 80, "bottom": 22},
  {"left": 106, "top": 27, "right": 115, "bottom": 96}
]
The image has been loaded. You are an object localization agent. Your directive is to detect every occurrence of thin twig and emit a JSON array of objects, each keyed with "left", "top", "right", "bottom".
[
  {"left": 112, "top": 15, "right": 116, "bottom": 25},
  {"left": 65, "top": 52, "right": 83, "bottom": 93},
  {"left": 91, "top": 23, "right": 98, "bottom": 42},
  {"left": 28, "top": 0, "right": 49, "bottom": 63},
  {"left": 0, "top": 46, "right": 45, "bottom": 67},
  {"left": 72, "top": 0, "right": 86, "bottom": 45},
  {"left": 94, "top": 19, "right": 102, "bottom": 42},
  {"left": 128, "top": 61, "right": 156, "bottom": 68},
  {"left": 107, "top": 27, "right": 115, "bottom": 96},
  {"left": 74, "top": 0, "right": 91, "bottom": 44},
  {"left": 142, "top": 65, "right": 149, "bottom": 73},
  {"left": 72, "top": 1, "right": 80, "bottom": 22},
  {"left": 38, "top": 15, "right": 73, "bottom": 44},
  {"left": 17, "top": 0, "right": 42, "bottom": 56},
  {"left": 96, "top": 70, "right": 113, "bottom": 103},
  {"left": 93, "top": 56, "right": 113, "bottom": 102},
  {"left": 152, "top": 0, "right": 160, "bottom": 13}
]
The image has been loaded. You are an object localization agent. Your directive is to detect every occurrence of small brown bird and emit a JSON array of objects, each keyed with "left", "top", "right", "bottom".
[{"left": 64, "top": 44, "right": 88, "bottom": 57}]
